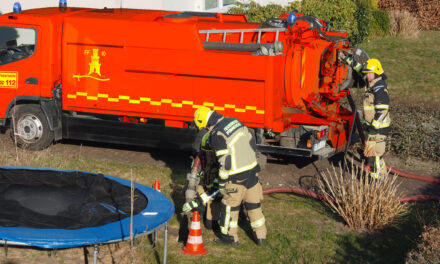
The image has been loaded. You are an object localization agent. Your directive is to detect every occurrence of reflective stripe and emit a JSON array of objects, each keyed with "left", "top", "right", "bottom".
[
  {"left": 200, "top": 192, "right": 210, "bottom": 204},
  {"left": 370, "top": 156, "right": 381, "bottom": 179},
  {"left": 372, "top": 120, "right": 390, "bottom": 129},
  {"left": 219, "top": 169, "right": 229, "bottom": 180},
  {"left": 374, "top": 104, "right": 389, "bottom": 109},
  {"left": 228, "top": 132, "right": 244, "bottom": 170},
  {"left": 216, "top": 149, "right": 229, "bottom": 156},
  {"left": 202, "top": 133, "right": 210, "bottom": 148},
  {"left": 251, "top": 217, "right": 265, "bottom": 228},
  {"left": 187, "top": 235, "right": 203, "bottom": 245},
  {"left": 375, "top": 156, "right": 381, "bottom": 173},
  {"left": 221, "top": 205, "right": 231, "bottom": 235},
  {"left": 363, "top": 106, "right": 374, "bottom": 110},
  {"left": 229, "top": 221, "right": 238, "bottom": 228},
  {"left": 369, "top": 171, "right": 379, "bottom": 179},
  {"left": 227, "top": 161, "right": 258, "bottom": 176}
]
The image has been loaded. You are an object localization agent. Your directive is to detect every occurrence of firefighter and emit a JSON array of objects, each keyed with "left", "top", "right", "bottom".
[
  {"left": 192, "top": 106, "right": 266, "bottom": 246},
  {"left": 362, "top": 58, "right": 391, "bottom": 179},
  {"left": 182, "top": 133, "right": 221, "bottom": 230}
]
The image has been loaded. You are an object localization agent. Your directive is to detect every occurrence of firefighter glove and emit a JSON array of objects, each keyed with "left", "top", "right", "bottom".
[
  {"left": 361, "top": 120, "right": 371, "bottom": 131},
  {"left": 364, "top": 137, "right": 376, "bottom": 157},
  {"left": 182, "top": 199, "right": 199, "bottom": 213}
]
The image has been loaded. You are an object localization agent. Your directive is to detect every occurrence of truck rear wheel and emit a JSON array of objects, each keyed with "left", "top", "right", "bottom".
[{"left": 10, "top": 104, "right": 54, "bottom": 150}]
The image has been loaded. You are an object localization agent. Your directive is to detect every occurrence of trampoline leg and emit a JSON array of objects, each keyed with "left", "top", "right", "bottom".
[
  {"left": 163, "top": 222, "right": 168, "bottom": 264},
  {"left": 4, "top": 240, "right": 7, "bottom": 257},
  {"left": 93, "top": 245, "right": 100, "bottom": 264},
  {"left": 154, "top": 230, "right": 157, "bottom": 246}
]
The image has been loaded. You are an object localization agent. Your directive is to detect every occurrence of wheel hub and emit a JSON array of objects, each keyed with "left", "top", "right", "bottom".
[{"left": 16, "top": 114, "right": 43, "bottom": 142}]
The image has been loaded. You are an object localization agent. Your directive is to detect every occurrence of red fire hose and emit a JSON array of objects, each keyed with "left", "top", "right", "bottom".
[
  {"left": 387, "top": 165, "right": 440, "bottom": 184},
  {"left": 263, "top": 166, "right": 440, "bottom": 203}
]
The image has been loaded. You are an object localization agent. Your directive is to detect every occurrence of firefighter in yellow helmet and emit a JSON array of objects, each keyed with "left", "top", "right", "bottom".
[
  {"left": 362, "top": 58, "right": 391, "bottom": 179},
  {"left": 192, "top": 106, "right": 267, "bottom": 246}
]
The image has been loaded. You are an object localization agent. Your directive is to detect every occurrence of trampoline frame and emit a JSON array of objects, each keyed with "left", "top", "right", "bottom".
[{"left": 0, "top": 166, "right": 174, "bottom": 264}]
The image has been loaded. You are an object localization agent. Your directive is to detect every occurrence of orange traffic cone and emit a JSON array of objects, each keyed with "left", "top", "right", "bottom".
[
  {"left": 182, "top": 210, "right": 207, "bottom": 255},
  {"left": 153, "top": 180, "right": 161, "bottom": 192}
]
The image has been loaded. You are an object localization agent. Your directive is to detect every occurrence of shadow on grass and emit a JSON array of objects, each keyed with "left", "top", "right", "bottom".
[{"left": 334, "top": 204, "right": 440, "bottom": 264}]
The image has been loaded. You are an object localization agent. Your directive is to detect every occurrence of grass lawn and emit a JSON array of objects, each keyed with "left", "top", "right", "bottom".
[
  {"left": 0, "top": 32, "right": 439, "bottom": 264},
  {"left": 357, "top": 31, "right": 440, "bottom": 100},
  {"left": 0, "top": 148, "right": 438, "bottom": 264}
]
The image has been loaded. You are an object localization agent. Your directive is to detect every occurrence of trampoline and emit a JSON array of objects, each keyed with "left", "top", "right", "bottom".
[{"left": 0, "top": 166, "right": 174, "bottom": 264}]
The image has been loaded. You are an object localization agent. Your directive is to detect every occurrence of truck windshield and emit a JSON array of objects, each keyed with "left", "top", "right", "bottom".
[{"left": 0, "top": 27, "right": 37, "bottom": 65}]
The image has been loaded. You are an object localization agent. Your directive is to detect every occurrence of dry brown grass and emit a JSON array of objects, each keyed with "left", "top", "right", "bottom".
[
  {"left": 318, "top": 161, "right": 408, "bottom": 230},
  {"left": 388, "top": 10, "right": 419, "bottom": 38},
  {"left": 406, "top": 219, "right": 440, "bottom": 264}
]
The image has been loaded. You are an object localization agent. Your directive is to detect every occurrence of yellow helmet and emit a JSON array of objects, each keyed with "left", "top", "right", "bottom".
[
  {"left": 194, "top": 106, "right": 214, "bottom": 130},
  {"left": 362, "top": 58, "right": 384, "bottom": 75}
]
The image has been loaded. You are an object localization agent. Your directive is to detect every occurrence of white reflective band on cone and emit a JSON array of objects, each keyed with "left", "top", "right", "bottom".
[
  {"left": 187, "top": 235, "right": 203, "bottom": 244},
  {"left": 190, "top": 221, "right": 201, "bottom": 230}
]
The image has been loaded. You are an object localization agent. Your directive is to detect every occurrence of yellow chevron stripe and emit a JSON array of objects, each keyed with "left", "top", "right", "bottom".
[{"left": 66, "top": 92, "right": 265, "bottom": 114}]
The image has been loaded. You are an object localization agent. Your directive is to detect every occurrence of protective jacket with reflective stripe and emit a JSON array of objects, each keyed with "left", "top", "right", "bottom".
[
  {"left": 209, "top": 118, "right": 259, "bottom": 183},
  {"left": 363, "top": 75, "right": 391, "bottom": 136}
]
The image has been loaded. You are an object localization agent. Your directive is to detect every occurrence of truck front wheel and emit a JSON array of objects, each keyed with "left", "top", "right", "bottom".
[{"left": 10, "top": 104, "right": 54, "bottom": 150}]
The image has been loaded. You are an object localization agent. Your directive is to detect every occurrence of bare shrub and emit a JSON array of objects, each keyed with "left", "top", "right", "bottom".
[
  {"left": 388, "top": 10, "right": 419, "bottom": 38},
  {"left": 406, "top": 220, "right": 440, "bottom": 264},
  {"left": 318, "top": 161, "right": 407, "bottom": 230}
]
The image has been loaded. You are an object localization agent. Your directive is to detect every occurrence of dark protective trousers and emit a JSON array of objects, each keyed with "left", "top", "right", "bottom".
[
  {"left": 367, "top": 134, "right": 387, "bottom": 179},
  {"left": 219, "top": 181, "right": 266, "bottom": 242}
]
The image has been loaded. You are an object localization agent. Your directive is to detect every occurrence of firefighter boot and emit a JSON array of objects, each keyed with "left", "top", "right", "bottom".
[
  {"left": 215, "top": 234, "right": 238, "bottom": 246},
  {"left": 256, "top": 239, "right": 265, "bottom": 246},
  {"left": 253, "top": 231, "right": 265, "bottom": 246}
]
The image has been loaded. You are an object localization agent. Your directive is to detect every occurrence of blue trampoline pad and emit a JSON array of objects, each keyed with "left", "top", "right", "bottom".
[{"left": 0, "top": 166, "right": 174, "bottom": 249}]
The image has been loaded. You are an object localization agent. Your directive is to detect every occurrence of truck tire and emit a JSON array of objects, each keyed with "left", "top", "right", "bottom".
[{"left": 10, "top": 104, "right": 54, "bottom": 150}]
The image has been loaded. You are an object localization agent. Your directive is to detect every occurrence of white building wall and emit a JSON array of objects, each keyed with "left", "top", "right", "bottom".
[
  {"left": 0, "top": 0, "right": 291, "bottom": 15},
  {"left": 0, "top": 0, "right": 163, "bottom": 14}
]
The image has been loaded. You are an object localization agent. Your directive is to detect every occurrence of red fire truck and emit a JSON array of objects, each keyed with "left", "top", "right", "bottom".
[{"left": 0, "top": 4, "right": 363, "bottom": 160}]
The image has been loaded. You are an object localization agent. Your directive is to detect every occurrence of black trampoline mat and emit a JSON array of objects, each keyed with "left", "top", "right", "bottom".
[{"left": 0, "top": 168, "right": 148, "bottom": 229}]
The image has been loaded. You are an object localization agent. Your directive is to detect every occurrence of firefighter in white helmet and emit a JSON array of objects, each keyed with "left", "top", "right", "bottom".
[
  {"left": 362, "top": 58, "right": 391, "bottom": 179},
  {"left": 191, "top": 106, "right": 266, "bottom": 246}
]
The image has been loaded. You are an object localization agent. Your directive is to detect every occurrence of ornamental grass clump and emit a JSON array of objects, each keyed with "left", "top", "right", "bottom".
[{"left": 318, "top": 161, "right": 407, "bottom": 230}]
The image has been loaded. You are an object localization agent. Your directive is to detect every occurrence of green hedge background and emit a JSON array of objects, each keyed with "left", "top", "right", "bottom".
[{"left": 228, "top": 0, "right": 390, "bottom": 44}]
